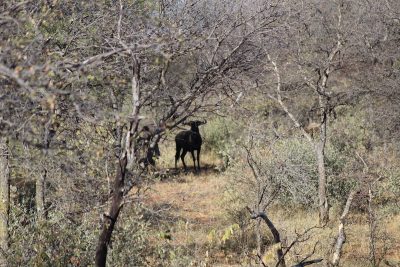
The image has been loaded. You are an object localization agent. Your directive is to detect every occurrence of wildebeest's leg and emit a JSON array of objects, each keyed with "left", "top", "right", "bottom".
[
  {"left": 197, "top": 148, "right": 201, "bottom": 171},
  {"left": 154, "top": 143, "right": 160, "bottom": 158},
  {"left": 190, "top": 150, "right": 196, "bottom": 171},
  {"left": 180, "top": 149, "right": 188, "bottom": 170},
  {"left": 175, "top": 144, "right": 181, "bottom": 169},
  {"left": 146, "top": 149, "right": 155, "bottom": 166}
]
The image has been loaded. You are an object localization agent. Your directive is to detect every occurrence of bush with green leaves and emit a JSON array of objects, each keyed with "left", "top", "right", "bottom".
[
  {"left": 227, "top": 137, "right": 350, "bottom": 209},
  {"left": 7, "top": 205, "right": 97, "bottom": 266},
  {"left": 107, "top": 205, "right": 150, "bottom": 266},
  {"left": 202, "top": 117, "right": 243, "bottom": 168},
  {"left": 6, "top": 203, "right": 151, "bottom": 266}
]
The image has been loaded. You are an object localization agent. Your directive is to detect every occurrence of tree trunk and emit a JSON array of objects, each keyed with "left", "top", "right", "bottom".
[
  {"left": 256, "top": 219, "right": 263, "bottom": 266},
  {"left": 368, "top": 185, "right": 377, "bottom": 267},
  {"left": 95, "top": 48, "right": 141, "bottom": 267},
  {"left": 36, "top": 169, "right": 46, "bottom": 220},
  {"left": 247, "top": 207, "right": 286, "bottom": 267},
  {"left": 316, "top": 143, "right": 329, "bottom": 225},
  {"left": 0, "top": 138, "right": 10, "bottom": 266},
  {"left": 95, "top": 156, "right": 127, "bottom": 267},
  {"left": 330, "top": 190, "right": 357, "bottom": 266},
  {"left": 261, "top": 213, "right": 286, "bottom": 267},
  {"left": 37, "top": 117, "right": 53, "bottom": 220}
]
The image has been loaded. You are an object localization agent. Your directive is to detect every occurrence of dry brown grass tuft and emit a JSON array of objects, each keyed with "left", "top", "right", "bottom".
[{"left": 144, "top": 166, "right": 227, "bottom": 249}]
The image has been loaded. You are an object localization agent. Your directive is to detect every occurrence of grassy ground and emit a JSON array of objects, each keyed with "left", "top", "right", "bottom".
[{"left": 141, "top": 146, "right": 400, "bottom": 266}]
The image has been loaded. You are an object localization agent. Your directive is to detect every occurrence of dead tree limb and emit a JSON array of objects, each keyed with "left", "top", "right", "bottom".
[
  {"left": 279, "top": 226, "right": 322, "bottom": 267},
  {"left": 291, "top": 258, "right": 323, "bottom": 267},
  {"left": 247, "top": 206, "right": 286, "bottom": 267},
  {"left": 329, "top": 189, "right": 358, "bottom": 266}
]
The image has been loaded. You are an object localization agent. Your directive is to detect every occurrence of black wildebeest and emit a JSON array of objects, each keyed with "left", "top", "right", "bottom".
[{"left": 175, "top": 119, "right": 207, "bottom": 171}]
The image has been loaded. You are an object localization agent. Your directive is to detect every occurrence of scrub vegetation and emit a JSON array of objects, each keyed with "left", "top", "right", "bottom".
[{"left": 1, "top": 0, "right": 399, "bottom": 266}]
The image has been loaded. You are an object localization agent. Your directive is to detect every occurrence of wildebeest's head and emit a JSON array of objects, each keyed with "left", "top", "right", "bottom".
[{"left": 183, "top": 119, "right": 207, "bottom": 131}]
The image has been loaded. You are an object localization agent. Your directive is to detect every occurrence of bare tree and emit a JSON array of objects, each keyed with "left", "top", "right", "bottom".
[
  {"left": 1, "top": 0, "right": 281, "bottom": 264},
  {"left": 251, "top": 0, "right": 398, "bottom": 225},
  {"left": 88, "top": 1, "right": 282, "bottom": 265}
]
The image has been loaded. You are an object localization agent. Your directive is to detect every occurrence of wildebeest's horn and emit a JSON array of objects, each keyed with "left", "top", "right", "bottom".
[{"left": 201, "top": 119, "right": 207, "bottom": 125}]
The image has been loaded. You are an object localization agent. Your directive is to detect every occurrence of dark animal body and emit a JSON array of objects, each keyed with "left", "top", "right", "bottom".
[
  {"left": 175, "top": 120, "right": 206, "bottom": 171},
  {"left": 138, "top": 125, "right": 161, "bottom": 168}
]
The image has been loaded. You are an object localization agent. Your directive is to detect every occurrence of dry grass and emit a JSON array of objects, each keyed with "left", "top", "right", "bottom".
[
  {"left": 141, "top": 146, "right": 400, "bottom": 266},
  {"left": 157, "top": 142, "right": 222, "bottom": 170},
  {"left": 267, "top": 208, "right": 400, "bottom": 266},
  {"left": 145, "top": 169, "right": 227, "bottom": 243}
]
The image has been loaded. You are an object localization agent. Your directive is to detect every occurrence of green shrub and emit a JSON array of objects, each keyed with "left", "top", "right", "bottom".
[
  {"left": 107, "top": 206, "right": 150, "bottom": 266},
  {"left": 227, "top": 136, "right": 351, "bottom": 208},
  {"left": 7, "top": 203, "right": 150, "bottom": 267},
  {"left": 202, "top": 117, "right": 242, "bottom": 168},
  {"left": 7, "top": 205, "right": 97, "bottom": 266}
]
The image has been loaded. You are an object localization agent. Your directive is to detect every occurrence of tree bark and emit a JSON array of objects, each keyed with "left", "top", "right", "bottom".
[
  {"left": 368, "top": 185, "right": 377, "bottom": 267},
  {"left": 95, "top": 32, "right": 142, "bottom": 265},
  {"left": 330, "top": 190, "right": 357, "bottom": 266},
  {"left": 256, "top": 219, "right": 263, "bottom": 267},
  {"left": 260, "top": 213, "right": 286, "bottom": 267},
  {"left": 36, "top": 117, "right": 53, "bottom": 220},
  {"left": 36, "top": 169, "right": 46, "bottom": 220},
  {"left": 95, "top": 156, "right": 127, "bottom": 267},
  {"left": 248, "top": 208, "right": 286, "bottom": 267},
  {"left": 267, "top": 54, "right": 329, "bottom": 225},
  {"left": 316, "top": 143, "right": 329, "bottom": 225},
  {"left": 0, "top": 138, "right": 10, "bottom": 266}
]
